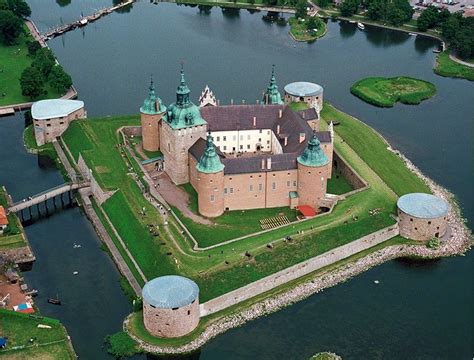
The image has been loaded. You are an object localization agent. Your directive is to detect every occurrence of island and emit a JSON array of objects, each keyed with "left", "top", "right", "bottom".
[
  {"left": 11, "top": 65, "right": 468, "bottom": 355},
  {"left": 350, "top": 76, "right": 436, "bottom": 107}
]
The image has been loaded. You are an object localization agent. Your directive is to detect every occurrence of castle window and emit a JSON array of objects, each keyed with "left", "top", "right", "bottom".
[
  {"left": 223, "top": 136, "right": 227, "bottom": 141},
  {"left": 437, "top": 226, "right": 439, "bottom": 230},
  {"left": 415, "top": 227, "right": 418, "bottom": 230},
  {"left": 250, "top": 175, "right": 253, "bottom": 178},
  {"left": 247, "top": 135, "right": 251, "bottom": 140},
  {"left": 259, "top": 183, "right": 263, "bottom": 191},
  {"left": 249, "top": 185, "right": 253, "bottom": 191},
  {"left": 230, "top": 188, "right": 234, "bottom": 193},
  {"left": 267, "top": 131, "right": 270, "bottom": 135},
  {"left": 287, "top": 181, "right": 290, "bottom": 187},
  {"left": 308, "top": 171, "right": 311, "bottom": 175},
  {"left": 224, "top": 188, "right": 228, "bottom": 194},
  {"left": 247, "top": 145, "right": 250, "bottom": 150},
  {"left": 258, "top": 138, "right": 262, "bottom": 142},
  {"left": 217, "top": 136, "right": 220, "bottom": 141},
  {"left": 240, "top": 145, "right": 243, "bottom": 150},
  {"left": 267, "top": 140, "right": 270, "bottom": 144},
  {"left": 46, "top": 124, "right": 51, "bottom": 127},
  {"left": 210, "top": 179, "right": 213, "bottom": 183},
  {"left": 293, "top": 180, "right": 297, "bottom": 186},
  {"left": 232, "top": 135, "right": 236, "bottom": 141},
  {"left": 60, "top": 122, "right": 64, "bottom": 125},
  {"left": 259, "top": 129, "right": 262, "bottom": 133},
  {"left": 223, "top": 146, "right": 227, "bottom": 151},
  {"left": 210, "top": 195, "right": 215, "bottom": 202},
  {"left": 240, "top": 135, "right": 243, "bottom": 141},
  {"left": 410, "top": 218, "right": 413, "bottom": 222},
  {"left": 272, "top": 182, "right": 276, "bottom": 190},
  {"left": 172, "top": 307, "right": 179, "bottom": 310},
  {"left": 428, "top": 221, "right": 431, "bottom": 225},
  {"left": 187, "top": 310, "right": 191, "bottom": 315}
]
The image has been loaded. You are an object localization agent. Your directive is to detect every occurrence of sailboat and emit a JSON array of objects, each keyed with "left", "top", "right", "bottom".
[{"left": 357, "top": 22, "right": 365, "bottom": 30}]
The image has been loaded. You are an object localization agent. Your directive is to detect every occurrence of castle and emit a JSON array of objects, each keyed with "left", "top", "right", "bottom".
[{"left": 140, "top": 67, "right": 333, "bottom": 217}]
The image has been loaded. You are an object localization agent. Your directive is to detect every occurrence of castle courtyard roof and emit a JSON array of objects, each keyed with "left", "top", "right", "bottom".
[{"left": 31, "top": 99, "right": 84, "bottom": 120}]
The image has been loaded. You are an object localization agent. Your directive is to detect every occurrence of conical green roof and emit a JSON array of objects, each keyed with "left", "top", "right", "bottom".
[
  {"left": 197, "top": 134, "right": 225, "bottom": 173},
  {"left": 167, "top": 68, "right": 207, "bottom": 130},
  {"left": 140, "top": 77, "right": 167, "bottom": 115},
  {"left": 263, "top": 65, "right": 283, "bottom": 105},
  {"left": 297, "top": 133, "right": 329, "bottom": 167}
]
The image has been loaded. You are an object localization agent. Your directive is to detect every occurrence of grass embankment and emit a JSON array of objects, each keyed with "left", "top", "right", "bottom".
[
  {"left": 350, "top": 76, "right": 436, "bottom": 107},
  {"left": 321, "top": 103, "right": 430, "bottom": 196},
  {"left": 289, "top": 17, "right": 326, "bottom": 42},
  {"left": 0, "top": 31, "right": 62, "bottom": 107},
  {"left": 176, "top": 183, "right": 298, "bottom": 247},
  {"left": 288, "top": 101, "right": 309, "bottom": 111},
  {"left": 434, "top": 52, "right": 474, "bottom": 81},
  {"left": 61, "top": 100, "right": 427, "bottom": 305},
  {"left": 23, "top": 124, "right": 57, "bottom": 158},
  {"left": 0, "top": 309, "right": 75, "bottom": 359},
  {"left": 0, "top": 187, "right": 25, "bottom": 250}
]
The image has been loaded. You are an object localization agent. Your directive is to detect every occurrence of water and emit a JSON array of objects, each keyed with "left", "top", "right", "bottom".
[{"left": 0, "top": 0, "right": 472, "bottom": 358}]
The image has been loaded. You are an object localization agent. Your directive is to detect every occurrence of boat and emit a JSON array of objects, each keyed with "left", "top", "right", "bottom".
[
  {"left": 79, "top": 18, "right": 88, "bottom": 26},
  {"left": 25, "top": 289, "right": 38, "bottom": 297},
  {"left": 408, "top": 32, "right": 417, "bottom": 36},
  {"left": 47, "top": 298, "right": 61, "bottom": 305},
  {"left": 349, "top": 20, "right": 356, "bottom": 24},
  {"left": 357, "top": 22, "right": 365, "bottom": 30},
  {"left": 432, "top": 49, "right": 441, "bottom": 53}
]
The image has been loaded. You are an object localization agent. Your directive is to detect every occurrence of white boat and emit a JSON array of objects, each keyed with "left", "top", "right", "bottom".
[
  {"left": 79, "top": 18, "right": 88, "bottom": 25},
  {"left": 357, "top": 22, "right": 365, "bottom": 30},
  {"left": 409, "top": 32, "right": 417, "bottom": 36},
  {"left": 349, "top": 20, "right": 356, "bottom": 24}
]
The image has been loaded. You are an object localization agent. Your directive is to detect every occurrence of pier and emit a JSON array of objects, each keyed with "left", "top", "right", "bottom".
[{"left": 41, "top": 0, "right": 135, "bottom": 41}]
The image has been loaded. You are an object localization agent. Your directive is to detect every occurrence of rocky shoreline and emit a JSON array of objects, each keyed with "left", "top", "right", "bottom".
[{"left": 125, "top": 152, "right": 472, "bottom": 355}]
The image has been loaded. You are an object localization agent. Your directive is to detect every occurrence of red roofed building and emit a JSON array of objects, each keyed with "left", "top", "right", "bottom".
[{"left": 0, "top": 206, "right": 8, "bottom": 234}]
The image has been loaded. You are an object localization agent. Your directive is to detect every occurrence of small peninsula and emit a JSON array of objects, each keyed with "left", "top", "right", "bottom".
[{"left": 350, "top": 76, "right": 436, "bottom": 107}]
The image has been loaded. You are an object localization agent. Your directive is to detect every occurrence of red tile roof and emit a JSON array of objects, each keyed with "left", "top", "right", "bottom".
[{"left": 0, "top": 206, "right": 8, "bottom": 226}]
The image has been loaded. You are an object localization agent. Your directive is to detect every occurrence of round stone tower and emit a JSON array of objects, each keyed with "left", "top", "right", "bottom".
[
  {"left": 142, "top": 275, "right": 200, "bottom": 338},
  {"left": 196, "top": 133, "right": 225, "bottom": 218},
  {"left": 140, "top": 78, "right": 167, "bottom": 152},
  {"left": 297, "top": 133, "right": 330, "bottom": 210},
  {"left": 397, "top": 193, "right": 449, "bottom": 241}
]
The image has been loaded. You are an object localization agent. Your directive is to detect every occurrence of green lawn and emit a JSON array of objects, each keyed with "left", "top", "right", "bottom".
[
  {"left": 289, "top": 17, "right": 327, "bottom": 42},
  {"left": 434, "top": 52, "right": 474, "bottom": 82},
  {"left": 288, "top": 101, "right": 309, "bottom": 111},
  {"left": 23, "top": 124, "right": 57, "bottom": 159},
  {"left": 327, "top": 168, "right": 354, "bottom": 195},
  {"left": 0, "top": 30, "right": 62, "bottom": 107},
  {"left": 350, "top": 76, "right": 437, "bottom": 107},
  {"left": 0, "top": 309, "right": 75, "bottom": 359},
  {"left": 0, "top": 187, "right": 25, "bottom": 250}
]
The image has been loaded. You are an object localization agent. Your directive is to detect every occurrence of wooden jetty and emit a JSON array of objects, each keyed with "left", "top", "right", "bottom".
[{"left": 42, "top": 0, "right": 134, "bottom": 41}]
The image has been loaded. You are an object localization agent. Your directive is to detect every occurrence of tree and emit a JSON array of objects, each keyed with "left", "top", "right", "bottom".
[
  {"left": 6, "top": 0, "right": 30, "bottom": 17},
  {"left": 340, "top": 0, "right": 360, "bottom": 17},
  {"left": 49, "top": 65, "right": 72, "bottom": 93},
  {"left": 0, "top": 9, "right": 22, "bottom": 45},
  {"left": 32, "top": 47, "right": 56, "bottom": 78},
  {"left": 27, "top": 39, "right": 41, "bottom": 55},
  {"left": 307, "top": 15, "right": 322, "bottom": 30},
  {"left": 317, "top": 0, "right": 330, "bottom": 8},
  {"left": 20, "top": 65, "right": 45, "bottom": 99},
  {"left": 295, "top": 0, "right": 307, "bottom": 19}
]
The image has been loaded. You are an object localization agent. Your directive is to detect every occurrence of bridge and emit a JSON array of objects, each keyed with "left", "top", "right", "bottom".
[{"left": 8, "top": 181, "right": 90, "bottom": 214}]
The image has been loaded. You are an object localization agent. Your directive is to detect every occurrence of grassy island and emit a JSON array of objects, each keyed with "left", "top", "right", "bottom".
[
  {"left": 0, "top": 309, "right": 76, "bottom": 359},
  {"left": 58, "top": 101, "right": 436, "bottom": 352},
  {"left": 434, "top": 52, "right": 474, "bottom": 82},
  {"left": 350, "top": 76, "right": 436, "bottom": 107},
  {"left": 289, "top": 16, "right": 327, "bottom": 42}
]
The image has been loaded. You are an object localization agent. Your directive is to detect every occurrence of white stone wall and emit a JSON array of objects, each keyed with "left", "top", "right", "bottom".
[
  {"left": 212, "top": 129, "right": 273, "bottom": 154},
  {"left": 33, "top": 107, "right": 86, "bottom": 146}
]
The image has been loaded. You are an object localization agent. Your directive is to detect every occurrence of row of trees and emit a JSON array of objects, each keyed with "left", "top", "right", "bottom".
[
  {"left": 417, "top": 6, "right": 474, "bottom": 59},
  {"left": 0, "top": 0, "right": 30, "bottom": 45},
  {"left": 339, "top": 0, "right": 413, "bottom": 26},
  {"left": 20, "top": 44, "right": 72, "bottom": 99}
]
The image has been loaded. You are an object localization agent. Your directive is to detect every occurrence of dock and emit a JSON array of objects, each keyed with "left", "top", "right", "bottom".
[
  {"left": 42, "top": 0, "right": 135, "bottom": 41},
  {"left": 0, "top": 108, "right": 15, "bottom": 117}
]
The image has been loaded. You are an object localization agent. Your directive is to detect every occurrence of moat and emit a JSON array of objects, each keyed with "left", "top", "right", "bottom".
[{"left": 0, "top": 0, "right": 472, "bottom": 359}]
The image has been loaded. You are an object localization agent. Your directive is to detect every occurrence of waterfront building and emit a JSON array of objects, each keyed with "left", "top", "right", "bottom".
[
  {"left": 0, "top": 206, "right": 8, "bottom": 234},
  {"left": 142, "top": 275, "right": 200, "bottom": 338},
  {"left": 32, "top": 99, "right": 86, "bottom": 146},
  {"left": 397, "top": 193, "right": 449, "bottom": 240},
  {"left": 140, "top": 67, "right": 333, "bottom": 217}
]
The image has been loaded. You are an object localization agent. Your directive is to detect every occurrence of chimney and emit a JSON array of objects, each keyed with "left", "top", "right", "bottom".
[
  {"left": 261, "top": 158, "right": 265, "bottom": 170},
  {"left": 284, "top": 136, "right": 288, "bottom": 147},
  {"left": 242, "top": 99, "right": 245, "bottom": 104},
  {"left": 266, "top": 157, "right": 272, "bottom": 170},
  {"left": 277, "top": 125, "right": 281, "bottom": 134},
  {"left": 299, "top": 133, "right": 306, "bottom": 143},
  {"left": 279, "top": 109, "right": 283, "bottom": 118},
  {"left": 253, "top": 116, "right": 257, "bottom": 127},
  {"left": 256, "top": 99, "right": 260, "bottom": 104}
]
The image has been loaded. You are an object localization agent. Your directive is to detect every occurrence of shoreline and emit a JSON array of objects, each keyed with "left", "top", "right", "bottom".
[{"left": 124, "top": 142, "right": 472, "bottom": 355}]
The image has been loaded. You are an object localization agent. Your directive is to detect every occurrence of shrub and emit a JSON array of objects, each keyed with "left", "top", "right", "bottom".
[{"left": 104, "top": 331, "right": 140, "bottom": 358}]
